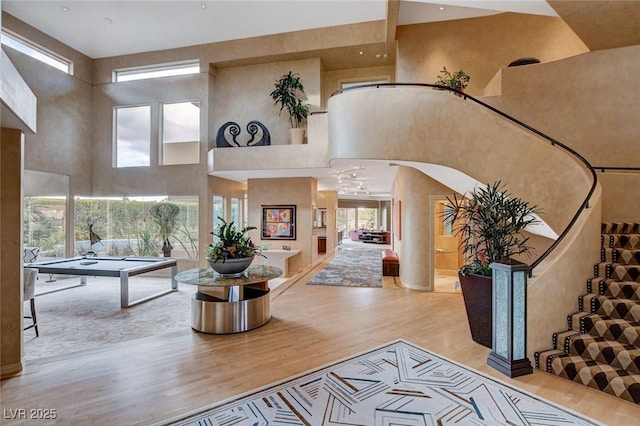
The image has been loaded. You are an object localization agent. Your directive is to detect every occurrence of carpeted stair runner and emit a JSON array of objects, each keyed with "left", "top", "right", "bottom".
[{"left": 536, "top": 222, "right": 640, "bottom": 404}]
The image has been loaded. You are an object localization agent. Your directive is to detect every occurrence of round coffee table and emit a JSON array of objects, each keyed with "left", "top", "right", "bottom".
[{"left": 175, "top": 265, "right": 282, "bottom": 334}]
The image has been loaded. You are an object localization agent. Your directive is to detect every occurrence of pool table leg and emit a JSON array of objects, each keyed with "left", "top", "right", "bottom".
[{"left": 120, "top": 265, "right": 179, "bottom": 308}]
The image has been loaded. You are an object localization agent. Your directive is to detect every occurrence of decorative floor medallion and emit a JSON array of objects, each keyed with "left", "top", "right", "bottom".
[{"left": 159, "top": 340, "right": 602, "bottom": 426}]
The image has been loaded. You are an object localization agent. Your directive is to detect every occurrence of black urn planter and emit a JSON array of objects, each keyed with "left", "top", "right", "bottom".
[{"left": 458, "top": 272, "right": 492, "bottom": 348}]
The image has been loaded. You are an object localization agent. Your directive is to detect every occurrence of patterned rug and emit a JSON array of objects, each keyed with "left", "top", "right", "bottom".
[
  {"left": 23, "top": 275, "right": 192, "bottom": 360},
  {"left": 307, "top": 245, "right": 383, "bottom": 287},
  {"left": 157, "top": 340, "right": 602, "bottom": 426}
]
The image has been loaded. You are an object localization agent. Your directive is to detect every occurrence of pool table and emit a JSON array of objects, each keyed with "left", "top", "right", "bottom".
[{"left": 25, "top": 256, "right": 178, "bottom": 308}]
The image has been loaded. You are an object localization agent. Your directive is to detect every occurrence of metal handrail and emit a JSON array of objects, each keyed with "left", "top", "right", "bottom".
[
  {"left": 330, "top": 83, "right": 598, "bottom": 274},
  {"left": 592, "top": 166, "right": 640, "bottom": 172}
]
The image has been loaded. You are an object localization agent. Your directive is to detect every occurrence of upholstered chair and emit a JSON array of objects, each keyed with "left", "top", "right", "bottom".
[{"left": 23, "top": 267, "right": 39, "bottom": 337}]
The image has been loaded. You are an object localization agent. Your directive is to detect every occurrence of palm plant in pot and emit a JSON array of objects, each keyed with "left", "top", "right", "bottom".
[
  {"left": 206, "top": 217, "right": 265, "bottom": 276},
  {"left": 270, "top": 71, "right": 310, "bottom": 144},
  {"left": 442, "top": 181, "right": 540, "bottom": 348}
]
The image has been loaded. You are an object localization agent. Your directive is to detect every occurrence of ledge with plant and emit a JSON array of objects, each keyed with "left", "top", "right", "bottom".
[
  {"left": 270, "top": 71, "right": 310, "bottom": 144},
  {"left": 433, "top": 66, "right": 471, "bottom": 94}
]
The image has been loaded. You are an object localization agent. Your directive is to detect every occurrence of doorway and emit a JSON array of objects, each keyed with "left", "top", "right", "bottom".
[{"left": 432, "top": 199, "right": 463, "bottom": 293}]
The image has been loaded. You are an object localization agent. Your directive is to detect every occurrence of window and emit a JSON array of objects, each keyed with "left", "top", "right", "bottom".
[
  {"left": 230, "top": 197, "right": 241, "bottom": 227},
  {"left": 1, "top": 30, "right": 73, "bottom": 74},
  {"left": 357, "top": 207, "right": 378, "bottom": 229},
  {"left": 24, "top": 197, "right": 67, "bottom": 260},
  {"left": 113, "top": 60, "right": 199, "bottom": 82},
  {"left": 114, "top": 105, "right": 151, "bottom": 167},
  {"left": 161, "top": 101, "right": 200, "bottom": 165},
  {"left": 74, "top": 196, "right": 199, "bottom": 259},
  {"left": 212, "top": 195, "right": 226, "bottom": 242}
]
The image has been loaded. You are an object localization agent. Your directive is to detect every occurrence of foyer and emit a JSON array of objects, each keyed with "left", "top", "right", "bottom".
[{"left": 4, "top": 252, "right": 638, "bottom": 425}]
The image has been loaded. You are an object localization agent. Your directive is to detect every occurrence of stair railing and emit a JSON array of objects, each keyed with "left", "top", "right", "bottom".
[{"left": 331, "top": 83, "right": 599, "bottom": 275}]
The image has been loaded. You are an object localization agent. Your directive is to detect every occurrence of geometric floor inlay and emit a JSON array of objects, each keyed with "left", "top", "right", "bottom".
[{"left": 157, "top": 340, "right": 603, "bottom": 426}]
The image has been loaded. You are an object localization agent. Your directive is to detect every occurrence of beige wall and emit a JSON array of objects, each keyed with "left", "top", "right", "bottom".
[
  {"left": 318, "top": 190, "right": 338, "bottom": 254},
  {"left": 1, "top": 129, "right": 24, "bottom": 376},
  {"left": 247, "top": 177, "right": 317, "bottom": 274},
  {"left": 212, "top": 58, "right": 321, "bottom": 146},
  {"left": 323, "top": 65, "right": 395, "bottom": 107},
  {"left": 3, "top": 42, "right": 93, "bottom": 197},
  {"left": 396, "top": 12, "right": 588, "bottom": 96},
  {"left": 392, "top": 166, "right": 454, "bottom": 291}
]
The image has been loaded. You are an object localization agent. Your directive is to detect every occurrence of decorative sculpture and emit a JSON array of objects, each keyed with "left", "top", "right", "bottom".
[{"left": 216, "top": 120, "right": 270, "bottom": 148}]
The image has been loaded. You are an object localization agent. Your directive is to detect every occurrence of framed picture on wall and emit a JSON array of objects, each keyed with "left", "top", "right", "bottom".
[{"left": 262, "top": 205, "right": 296, "bottom": 240}]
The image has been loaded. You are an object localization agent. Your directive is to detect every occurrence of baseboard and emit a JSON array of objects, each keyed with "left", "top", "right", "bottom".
[{"left": 1, "top": 361, "right": 23, "bottom": 379}]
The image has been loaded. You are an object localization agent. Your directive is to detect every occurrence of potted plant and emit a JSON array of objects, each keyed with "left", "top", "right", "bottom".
[
  {"left": 270, "top": 71, "right": 310, "bottom": 144},
  {"left": 206, "top": 217, "right": 265, "bottom": 276},
  {"left": 150, "top": 202, "right": 180, "bottom": 257},
  {"left": 434, "top": 66, "right": 471, "bottom": 94},
  {"left": 442, "top": 181, "right": 540, "bottom": 347}
]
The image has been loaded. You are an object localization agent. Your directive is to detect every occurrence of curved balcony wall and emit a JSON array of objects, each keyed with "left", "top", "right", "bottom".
[
  {"left": 328, "top": 87, "right": 592, "bottom": 234},
  {"left": 328, "top": 86, "right": 599, "bottom": 359}
]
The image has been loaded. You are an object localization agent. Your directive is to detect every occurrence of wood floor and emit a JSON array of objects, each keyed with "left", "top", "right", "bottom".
[{"left": 2, "top": 255, "right": 639, "bottom": 425}]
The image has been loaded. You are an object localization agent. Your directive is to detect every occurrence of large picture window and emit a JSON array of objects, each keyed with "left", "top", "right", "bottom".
[
  {"left": 161, "top": 101, "right": 200, "bottom": 165},
  {"left": 114, "top": 105, "right": 151, "bottom": 168},
  {"left": 74, "top": 196, "right": 199, "bottom": 259},
  {"left": 23, "top": 197, "right": 67, "bottom": 260}
]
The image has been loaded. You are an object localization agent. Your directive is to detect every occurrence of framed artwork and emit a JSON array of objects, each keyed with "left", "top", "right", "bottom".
[{"left": 262, "top": 205, "right": 296, "bottom": 240}]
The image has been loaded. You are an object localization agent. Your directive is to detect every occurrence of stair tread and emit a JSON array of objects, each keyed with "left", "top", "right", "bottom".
[
  {"left": 544, "top": 354, "right": 640, "bottom": 403},
  {"left": 537, "top": 224, "right": 640, "bottom": 404}
]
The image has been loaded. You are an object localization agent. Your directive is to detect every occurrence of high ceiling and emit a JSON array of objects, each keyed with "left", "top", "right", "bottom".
[
  {"left": 3, "top": 1, "right": 637, "bottom": 200},
  {"left": 2, "top": 1, "right": 557, "bottom": 59}
]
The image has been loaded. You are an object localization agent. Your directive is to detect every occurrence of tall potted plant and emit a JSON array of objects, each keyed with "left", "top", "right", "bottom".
[
  {"left": 150, "top": 202, "right": 180, "bottom": 257},
  {"left": 442, "top": 181, "right": 540, "bottom": 347},
  {"left": 270, "top": 71, "right": 310, "bottom": 144}
]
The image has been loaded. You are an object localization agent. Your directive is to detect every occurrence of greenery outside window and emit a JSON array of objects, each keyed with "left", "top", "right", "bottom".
[
  {"left": 212, "top": 195, "right": 226, "bottom": 243},
  {"left": 23, "top": 197, "right": 67, "bottom": 260},
  {"left": 74, "top": 196, "right": 199, "bottom": 259}
]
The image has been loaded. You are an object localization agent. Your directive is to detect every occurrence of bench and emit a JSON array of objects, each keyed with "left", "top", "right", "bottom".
[{"left": 381, "top": 249, "right": 399, "bottom": 277}]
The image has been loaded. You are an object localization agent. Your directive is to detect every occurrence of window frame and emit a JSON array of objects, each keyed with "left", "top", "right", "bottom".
[
  {"left": 159, "top": 99, "right": 201, "bottom": 166},
  {"left": 113, "top": 104, "right": 152, "bottom": 168},
  {"left": 113, "top": 60, "right": 200, "bottom": 83},
  {"left": 1, "top": 29, "right": 73, "bottom": 75}
]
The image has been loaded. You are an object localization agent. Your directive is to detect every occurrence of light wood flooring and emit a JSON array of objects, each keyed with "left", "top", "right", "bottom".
[{"left": 2, "top": 254, "right": 639, "bottom": 425}]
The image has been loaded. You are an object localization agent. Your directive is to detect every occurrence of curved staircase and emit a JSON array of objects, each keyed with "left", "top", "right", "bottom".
[{"left": 536, "top": 222, "right": 640, "bottom": 404}]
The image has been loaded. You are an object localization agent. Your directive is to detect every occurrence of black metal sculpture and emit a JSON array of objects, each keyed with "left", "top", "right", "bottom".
[{"left": 216, "top": 120, "right": 270, "bottom": 148}]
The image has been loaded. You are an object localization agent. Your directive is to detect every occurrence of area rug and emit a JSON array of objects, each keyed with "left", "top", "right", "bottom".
[
  {"left": 158, "top": 340, "right": 602, "bottom": 426},
  {"left": 23, "top": 275, "right": 192, "bottom": 360},
  {"left": 307, "top": 246, "right": 383, "bottom": 287}
]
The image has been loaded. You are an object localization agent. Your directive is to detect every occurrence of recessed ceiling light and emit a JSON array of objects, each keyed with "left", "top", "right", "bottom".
[
  {"left": 439, "top": 6, "right": 445, "bottom": 11},
  {"left": 201, "top": 2, "right": 207, "bottom": 10},
  {"left": 61, "top": 6, "right": 69, "bottom": 12},
  {"left": 359, "top": 51, "right": 364, "bottom": 55}
]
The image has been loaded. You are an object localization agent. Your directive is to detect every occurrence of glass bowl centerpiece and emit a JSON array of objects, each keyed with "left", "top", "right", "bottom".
[{"left": 206, "top": 217, "right": 265, "bottom": 276}]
